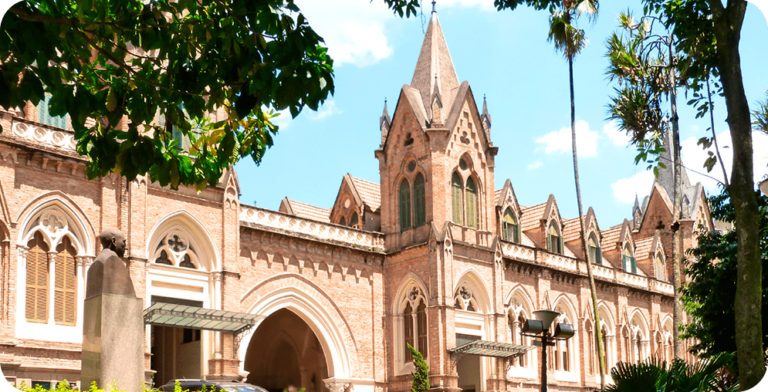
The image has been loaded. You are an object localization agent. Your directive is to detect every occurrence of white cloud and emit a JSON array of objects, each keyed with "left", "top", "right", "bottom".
[
  {"left": 536, "top": 120, "right": 599, "bottom": 157},
  {"left": 437, "top": 0, "right": 497, "bottom": 11},
  {"left": 308, "top": 100, "right": 341, "bottom": 121},
  {"left": 681, "top": 130, "right": 768, "bottom": 190},
  {"left": 611, "top": 170, "right": 655, "bottom": 204},
  {"left": 294, "top": 0, "right": 496, "bottom": 67},
  {"left": 603, "top": 120, "right": 632, "bottom": 147},
  {"left": 271, "top": 109, "right": 292, "bottom": 131},
  {"left": 528, "top": 161, "right": 542, "bottom": 169},
  {"left": 295, "top": 0, "right": 394, "bottom": 67}
]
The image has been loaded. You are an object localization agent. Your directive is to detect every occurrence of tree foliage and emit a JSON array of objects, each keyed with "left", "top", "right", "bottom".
[
  {"left": 604, "top": 353, "right": 737, "bottom": 392},
  {"left": 408, "top": 343, "right": 430, "bottom": 392},
  {"left": 0, "top": 0, "right": 334, "bottom": 190},
  {"left": 753, "top": 91, "right": 768, "bottom": 134},
  {"left": 681, "top": 189, "right": 768, "bottom": 362}
]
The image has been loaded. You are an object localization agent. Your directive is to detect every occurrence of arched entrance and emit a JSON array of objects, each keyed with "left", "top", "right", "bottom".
[{"left": 244, "top": 309, "right": 328, "bottom": 392}]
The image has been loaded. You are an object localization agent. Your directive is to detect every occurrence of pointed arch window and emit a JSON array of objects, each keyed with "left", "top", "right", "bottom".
[
  {"left": 502, "top": 208, "right": 520, "bottom": 243},
  {"left": 26, "top": 232, "right": 49, "bottom": 323},
  {"left": 179, "top": 254, "right": 195, "bottom": 269},
  {"left": 586, "top": 321, "right": 594, "bottom": 374},
  {"left": 54, "top": 237, "right": 77, "bottom": 325},
  {"left": 451, "top": 173, "right": 463, "bottom": 225},
  {"left": 517, "top": 314, "right": 528, "bottom": 367},
  {"left": 399, "top": 179, "right": 411, "bottom": 231},
  {"left": 155, "top": 250, "right": 173, "bottom": 265},
  {"left": 350, "top": 213, "right": 359, "bottom": 228},
  {"left": 622, "top": 245, "right": 637, "bottom": 273},
  {"left": 37, "top": 94, "right": 69, "bottom": 129},
  {"left": 413, "top": 174, "right": 426, "bottom": 228},
  {"left": 547, "top": 221, "right": 563, "bottom": 254},
  {"left": 417, "top": 301, "right": 428, "bottom": 357},
  {"left": 655, "top": 253, "right": 665, "bottom": 281},
  {"left": 404, "top": 302, "right": 414, "bottom": 361},
  {"left": 601, "top": 324, "right": 610, "bottom": 374},
  {"left": 465, "top": 177, "right": 478, "bottom": 229},
  {"left": 588, "top": 233, "right": 602, "bottom": 264},
  {"left": 339, "top": 216, "right": 347, "bottom": 226}
]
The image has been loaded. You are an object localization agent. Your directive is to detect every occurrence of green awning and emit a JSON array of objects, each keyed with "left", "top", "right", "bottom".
[
  {"left": 448, "top": 340, "right": 532, "bottom": 359},
  {"left": 143, "top": 303, "right": 263, "bottom": 335}
]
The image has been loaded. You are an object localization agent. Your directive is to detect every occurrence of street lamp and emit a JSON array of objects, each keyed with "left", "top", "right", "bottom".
[{"left": 521, "top": 309, "right": 575, "bottom": 392}]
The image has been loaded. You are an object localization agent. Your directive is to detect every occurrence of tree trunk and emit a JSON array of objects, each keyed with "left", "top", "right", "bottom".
[
  {"left": 668, "top": 45, "right": 684, "bottom": 360},
  {"left": 706, "top": 80, "right": 729, "bottom": 187},
  {"left": 568, "top": 57, "right": 605, "bottom": 388},
  {"left": 712, "top": 1, "right": 764, "bottom": 387}
]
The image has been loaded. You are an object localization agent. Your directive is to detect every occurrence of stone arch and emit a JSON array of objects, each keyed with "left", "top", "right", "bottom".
[
  {"left": 145, "top": 210, "right": 219, "bottom": 271},
  {"left": 552, "top": 294, "right": 578, "bottom": 326},
  {"left": 393, "top": 273, "right": 430, "bottom": 314},
  {"left": 628, "top": 309, "right": 650, "bottom": 338},
  {"left": 17, "top": 197, "right": 94, "bottom": 256},
  {"left": 453, "top": 269, "right": 492, "bottom": 313},
  {"left": 597, "top": 302, "right": 616, "bottom": 334},
  {"left": 505, "top": 285, "right": 535, "bottom": 318},
  {"left": 239, "top": 274, "right": 358, "bottom": 378}
]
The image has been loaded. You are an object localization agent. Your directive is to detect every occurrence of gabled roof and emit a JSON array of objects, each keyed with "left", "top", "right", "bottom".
[
  {"left": 638, "top": 183, "right": 674, "bottom": 228},
  {"left": 634, "top": 237, "right": 654, "bottom": 260},
  {"left": 496, "top": 179, "right": 521, "bottom": 210},
  {"left": 600, "top": 224, "right": 623, "bottom": 251},
  {"left": 349, "top": 175, "right": 382, "bottom": 213},
  {"left": 562, "top": 207, "right": 601, "bottom": 243},
  {"left": 410, "top": 9, "right": 460, "bottom": 117},
  {"left": 541, "top": 194, "right": 562, "bottom": 226},
  {"left": 520, "top": 202, "right": 546, "bottom": 232},
  {"left": 279, "top": 198, "right": 330, "bottom": 223}
]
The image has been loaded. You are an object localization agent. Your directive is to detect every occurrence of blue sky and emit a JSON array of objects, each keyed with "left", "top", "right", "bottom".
[{"left": 234, "top": 0, "right": 768, "bottom": 228}]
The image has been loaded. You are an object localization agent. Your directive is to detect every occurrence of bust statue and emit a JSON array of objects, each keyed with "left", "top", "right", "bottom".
[{"left": 85, "top": 228, "right": 136, "bottom": 299}]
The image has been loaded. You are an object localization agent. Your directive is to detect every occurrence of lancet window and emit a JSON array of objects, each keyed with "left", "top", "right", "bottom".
[
  {"left": 398, "top": 166, "right": 426, "bottom": 232},
  {"left": 502, "top": 208, "right": 520, "bottom": 243},
  {"left": 21, "top": 207, "right": 88, "bottom": 327},
  {"left": 622, "top": 244, "right": 637, "bottom": 273},
  {"left": 547, "top": 221, "right": 563, "bottom": 254},
  {"left": 655, "top": 253, "right": 666, "bottom": 281},
  {"left": 588, "top": 233, "right": 601, "bottom": 264},
  {"left": 398, "top": 286, "right": 428, "bottom": 364},
  {"left": 152, "top": 232, "right": 201, "bottom": 270},
  {"left": 454, "top": 286, "right": 478, "bottom": 312}
]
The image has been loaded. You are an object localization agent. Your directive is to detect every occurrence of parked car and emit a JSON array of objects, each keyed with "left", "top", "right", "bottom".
[{"left": 158, "top": 379, "right": 269, "bottom": 392}]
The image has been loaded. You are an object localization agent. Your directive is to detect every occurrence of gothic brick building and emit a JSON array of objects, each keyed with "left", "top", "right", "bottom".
[{"left": 0, "top": 8, "right": 710, "bottom": 392}]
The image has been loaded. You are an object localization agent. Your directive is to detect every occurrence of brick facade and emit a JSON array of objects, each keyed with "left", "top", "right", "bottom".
[{"left": 0, "top": 8, "right": 708, "bottom": 392}]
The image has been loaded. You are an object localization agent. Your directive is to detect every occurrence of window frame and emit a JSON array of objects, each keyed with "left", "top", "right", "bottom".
[{"left": 399, "top": 179, "right": 411, "bottom": 232}]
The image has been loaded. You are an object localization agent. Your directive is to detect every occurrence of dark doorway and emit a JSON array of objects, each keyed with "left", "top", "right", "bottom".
[
  {"left": 244, "top": 309, "right": 328, "bottom": 392},
  {"left": 150, "top": 296, "right": 203, "bottom": 387}
]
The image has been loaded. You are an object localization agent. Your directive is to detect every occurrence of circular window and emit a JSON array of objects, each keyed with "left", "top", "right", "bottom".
[
  {"left": 407, "top": 161, "right": 417, "bottom": 173},
  {"left": 343, "top": 198, "right": 351, "bottom": 208},
  {"left": 459, "top": 159, "right": 468, "bottom": 170}
]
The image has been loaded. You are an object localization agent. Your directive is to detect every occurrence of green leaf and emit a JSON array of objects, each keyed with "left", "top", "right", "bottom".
[{"left": 106, "top": 87, "right": 117, "bottom": 112}]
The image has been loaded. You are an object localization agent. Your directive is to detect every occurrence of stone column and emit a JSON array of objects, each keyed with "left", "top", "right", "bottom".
[{"left": 47, "top": 251, "right": 57, "bottom": 324}]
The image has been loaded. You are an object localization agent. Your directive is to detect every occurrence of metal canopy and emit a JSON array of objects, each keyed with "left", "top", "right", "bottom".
[
  {"left": 448, "top": 340, "right": 532, "bottom": 359},
  {"left": 143, "top": 302, "right": 264, "bottom": 335}
]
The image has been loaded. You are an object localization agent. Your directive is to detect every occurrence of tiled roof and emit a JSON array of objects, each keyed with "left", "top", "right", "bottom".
[
  {"left": 495, "top": 189, "right": 503, "bottom": 205},
  {"left": 350, "top": 176, "right": 382, "bottom": 212},
  {"left": 520, "top": 202, "right": 546, "bottom": 231},
  {"left": 562, "top": 216, "right": 586, "bottom": 242},
  {"left": 634, "top": 237, "right": 654, "bottom": 260},
  {"left": 601, "top": 224, "right": 622, "bottom": 249},
  {"left": 286, "top": 199, "right": 331, "bottom": 223}
]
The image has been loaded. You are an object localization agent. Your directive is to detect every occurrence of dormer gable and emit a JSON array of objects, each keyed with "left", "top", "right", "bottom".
[
  {"left": 329, "top": 174, "right": 382, "bottom": 231},
  {"left": 496, "top": 179, "right": 523, "bottom": 244}
]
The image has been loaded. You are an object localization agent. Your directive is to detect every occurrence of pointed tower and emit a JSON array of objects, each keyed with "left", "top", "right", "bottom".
[
  {"left": 633, "top": 194, "right": 642, "bottom": 229},
  {"left": 375, "top": 5, "right": 498, "bottom": 249},
  {"left": 380, "top": 98, "right": 391, "bottom": 146},
  {"left": 481, "top": 95, "right": 491, "bottom": 141}
]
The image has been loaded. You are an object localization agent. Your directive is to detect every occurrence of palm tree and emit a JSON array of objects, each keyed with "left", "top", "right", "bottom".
[
  {"left": 605, "top": 352, "right": 737, "bottom": 392},
  {"left": 547, "top": 0, "right": 604, "bottom": 387}
]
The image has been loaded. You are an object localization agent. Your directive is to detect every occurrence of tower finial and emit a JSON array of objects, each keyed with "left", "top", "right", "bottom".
[{"left": 432, "top": 0, "right": 436, "bottom": 13}]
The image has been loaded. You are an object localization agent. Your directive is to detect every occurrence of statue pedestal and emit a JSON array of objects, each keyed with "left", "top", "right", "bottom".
[{"left": 81, "top": 293, "right": 144, "bottom": 392}]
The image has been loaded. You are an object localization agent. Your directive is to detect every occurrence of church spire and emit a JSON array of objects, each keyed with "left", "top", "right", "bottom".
[
  {"left": 410, "top": 4, "right": 459, "bottom": 117},
  {"left": 380, "top": 98, "right": 391, "bottom": 146}
]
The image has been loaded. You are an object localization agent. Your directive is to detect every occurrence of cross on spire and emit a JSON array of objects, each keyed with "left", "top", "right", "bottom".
[{"left": 432, "top": 0, "right": 436, "bottom": 13}]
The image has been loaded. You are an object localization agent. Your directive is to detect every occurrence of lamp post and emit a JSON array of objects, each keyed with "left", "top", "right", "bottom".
[{"left": 521, "top": 309, "right": 575, "bottom": 392}]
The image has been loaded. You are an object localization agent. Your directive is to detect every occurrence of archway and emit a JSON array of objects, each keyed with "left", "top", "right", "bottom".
[{"left": 244, "top": 309, "right": 328, "bottom": 392}]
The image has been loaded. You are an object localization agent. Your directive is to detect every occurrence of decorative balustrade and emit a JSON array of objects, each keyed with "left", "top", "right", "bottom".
[
  {"left": 542, "top": 252, "right": 578, "bottom": 272},
  {"left": 655, "top": 280, "right": 674, "bottom": 295},
  {"left": 619, "top": 271, "right": 649, "bottom": 289},
  {"left": 239, "top": 205, "right": 385, "bottom": 252},
  {"left": 500, "top": 242, "right": 536, "bottom": 261},
  {"left": 589, "top": 263, "right": 615, "bottom": 280},
  {"left": 448, "top": 224, "right": 491, "bottom": 247},
  {"left": 10, "top": 120, "right": 77, "bottom": 153}
]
